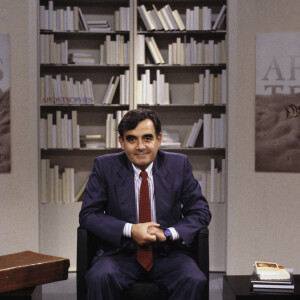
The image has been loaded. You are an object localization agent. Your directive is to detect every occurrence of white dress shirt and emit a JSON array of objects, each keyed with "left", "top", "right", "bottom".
[{"left": 123, "top": 163, "right": 179, "bottom": 240}]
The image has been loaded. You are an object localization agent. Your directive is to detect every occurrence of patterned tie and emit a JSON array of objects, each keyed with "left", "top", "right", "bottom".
[{"left": 136, "top": 170, "right": 153, "bottom": 271}]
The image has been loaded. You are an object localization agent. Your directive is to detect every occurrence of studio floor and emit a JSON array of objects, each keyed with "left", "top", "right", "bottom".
[{"left": 42, "top": 272, "right": 224, "bottom": 300}]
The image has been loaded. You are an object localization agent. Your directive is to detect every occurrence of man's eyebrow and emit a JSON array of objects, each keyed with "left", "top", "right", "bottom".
[
  {"left": 143, "top": 134, "right": 154, "bottom": 138},
  {"left": 125, "top": 134, "right": 136, "bottom": 139}
]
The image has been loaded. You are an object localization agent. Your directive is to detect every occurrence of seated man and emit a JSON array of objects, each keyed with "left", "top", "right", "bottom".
[{"left": 79, "top": 108, "right": 211, "bottom": 300}]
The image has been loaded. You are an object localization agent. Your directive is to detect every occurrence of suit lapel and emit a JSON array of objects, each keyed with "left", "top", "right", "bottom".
[
  {"left": 115, "top": 154, "right": 137, "bottom": 223},
  {"left": 153, "top": 151, "right": 173, "bottom": 223}
]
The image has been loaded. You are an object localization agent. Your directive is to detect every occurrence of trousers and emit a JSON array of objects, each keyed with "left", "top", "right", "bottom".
[{"left": 85, "top": 249, "right": 207, "bottom": 300}]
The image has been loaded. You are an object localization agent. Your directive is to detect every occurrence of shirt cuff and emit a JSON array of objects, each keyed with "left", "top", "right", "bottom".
[
  {"left": 168, "top": 227, "right": 180, "bottom": 241},
  {"left": 123, "top": 223, "right": 132, "bottom": 238}
]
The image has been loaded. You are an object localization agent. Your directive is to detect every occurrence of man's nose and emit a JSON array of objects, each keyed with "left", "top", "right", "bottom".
[{"left": 137, "top": 139, "right": 146, "bottom": 149}]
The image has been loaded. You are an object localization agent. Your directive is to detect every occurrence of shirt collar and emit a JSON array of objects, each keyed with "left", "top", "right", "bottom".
[{"left": 132, "top": 163, "right": 153, "bottom": 179}]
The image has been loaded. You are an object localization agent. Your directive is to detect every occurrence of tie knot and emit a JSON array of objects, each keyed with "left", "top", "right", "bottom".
[{"left": 140, "top": 170, "right": 147, "bottom": 180}]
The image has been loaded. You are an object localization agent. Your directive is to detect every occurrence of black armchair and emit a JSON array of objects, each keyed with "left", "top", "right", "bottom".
[{"left": 77, "top": 227, "right": 209, "bottom": 300}]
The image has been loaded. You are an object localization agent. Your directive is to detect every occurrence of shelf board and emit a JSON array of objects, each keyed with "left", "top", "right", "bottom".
[
  {"left": 137, "top": 30, "right": 226, "bottom": 38},
  {"left": 137, "top": 64, "right": 226, "bottom": 72},
  {"left": 40, "top": 104, "right": 129, "bottom": 113},
  {"left": 40, "top": 64, "right": 129, "bottom": 73},
  {"left": 41, "top": 148, "right": 225, "bottom": 157},
  {"left": 138, "top": 0, "right": 226, "bottom": 6},
  {"left": 40, "top": 0, "right": 129, "bottom": 5},
  {"left": 40, "top": 30, "right": 130, "bottom": 39},
  {"left": 137, "top": 104, "right": 226, "bottom": 113}
]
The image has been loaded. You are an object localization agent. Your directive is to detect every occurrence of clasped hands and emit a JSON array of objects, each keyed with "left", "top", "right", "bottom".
[{"left": 131, "top": 222, "right": 166, "bottom": 246}]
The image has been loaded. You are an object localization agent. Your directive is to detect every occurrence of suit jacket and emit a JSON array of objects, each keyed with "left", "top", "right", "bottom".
[{"left": 79, "top": 150, "right": 211, "bottom": 254}]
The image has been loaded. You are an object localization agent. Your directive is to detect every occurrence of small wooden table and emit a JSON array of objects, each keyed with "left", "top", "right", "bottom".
[{"left": 223, "top": 275, "right": 300, "bottom": 300}]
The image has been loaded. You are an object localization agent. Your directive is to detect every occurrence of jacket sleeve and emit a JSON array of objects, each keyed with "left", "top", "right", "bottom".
[
  {"left": 172, "top": 156, "right": 211, "bottom": 247},
  {"left": 79, "top": 157, "right": 126, "bottom": 248}
]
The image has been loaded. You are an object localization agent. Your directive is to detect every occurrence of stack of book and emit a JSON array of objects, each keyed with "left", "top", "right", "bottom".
[
  {"left": 68, "top": 53, "right": 95, "bottom": 65},
  {"left": 251, "top": 261, "right": 294, "bottom": 294},
  {"left": 80, "top": 135, "right": 105, "bottom": 149},
  {"left": 87, "top": 20, "right": 111, "bottom": 32}
]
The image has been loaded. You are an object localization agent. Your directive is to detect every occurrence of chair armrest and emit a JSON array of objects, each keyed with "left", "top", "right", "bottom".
[
  {"left": 191, "top": 227, "right": 209, "bottom": 300},
  {"left": 77, "top": 227, "right": 100, "bottom": 300}
]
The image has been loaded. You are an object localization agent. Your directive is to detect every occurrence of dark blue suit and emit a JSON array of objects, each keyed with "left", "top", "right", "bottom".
[{"left": 79, "top": 150, "right": 211, "bottom": 300}]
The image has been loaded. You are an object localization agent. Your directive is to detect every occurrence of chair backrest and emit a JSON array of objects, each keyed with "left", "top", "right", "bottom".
[{"left": 76, "top": 227, "right": 209, "bottom": 300}]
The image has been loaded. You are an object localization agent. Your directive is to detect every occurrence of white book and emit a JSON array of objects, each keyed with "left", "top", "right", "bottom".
[
  {"left": 210, "top": 159, "right": 215, "bottom": 202},
  {"left": 163, "top": 5, "right": 179, "bottom": 30},
  {"left": 56, "top": 111, "right": 62, "bottom": 148},
  {"left": 72, "top": 111, "right": 79, "bottom": 149},
  {"left": 48, "top": 1, "right": 53, "bottom": 30},
  {"left": 48, "top": 166, "right": 54, "bottom": 203},
  {"left": 203, "top": 114, "right": 212, "bottom": 148},
  {"left": 40, "top": 159, "right": 49, "bottom": 203},
  {"left": 189, "top": 118, "right": 204, "bottom": 147},
  {"left": 138, "top": 5, "right": 155, "bottom": 31},
  {"left": 145, "top": 36, "right": 164, "bottom": 64},
  {"left": 107, "top": 76, "right": 120, "bottom": 104},
  {"left": 102, "top": 76, "right": 115, "bottom": 104},
  {"left": 221, "top": 69, "right": 227, "bottom": 104},
  {"left": 150, "top": 9, "right": 163, "bottom": 31},
  {"left": 160, "top": 6, "right": 174, "bottom": 31},
  {"left": 53, "top": 165, "right": 59, "bottom": 203},
  {"left": 69, "top": 168, "right": 75, "bottom": 203},
  {"left": 204, "top": 69, "right": 210, "bottom": 104},
  {"left": 40, "top": 5, "right": 46, "bottom": 30},
  {"left": 47, "top": 113, "right": 54, "bottom": 148},
  {"left": 152, "top": 5, "right": 168, "bottom": 31},
  {"left": 137, "top": 35, "right": 145, "bottom": 65},
  {"left": 78, "top": 8, "right": 88, "bottom": 31},
  {"left": 212, "top": 5, "right": 226, "bottom": 31},
  {"left": 193, "top": 6, "right": 200, "bottom": 30}
]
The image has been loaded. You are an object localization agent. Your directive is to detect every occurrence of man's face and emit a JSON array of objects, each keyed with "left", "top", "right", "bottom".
[{"left": 119, "top": 118, "right": 162, "bottom": 170}]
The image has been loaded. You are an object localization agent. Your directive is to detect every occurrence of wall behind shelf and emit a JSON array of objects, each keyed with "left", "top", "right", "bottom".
[
  {"left": 227, "top": 0, "right": 300, "bottom": 274},
  {"left": 0, "top": 0, "right": 39, "bottom": 254}
]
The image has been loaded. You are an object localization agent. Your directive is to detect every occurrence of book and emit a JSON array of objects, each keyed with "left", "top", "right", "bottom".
[
  {"left": 212, "top": 5, "right": 226, "bottom": 31},
  {"left": 254, "top": 261, "right": 291, "bottom": 281}
]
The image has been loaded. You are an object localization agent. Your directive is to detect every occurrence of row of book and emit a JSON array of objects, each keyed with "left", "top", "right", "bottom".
[
  {"left": 138, "top": 4, "right": 226, "bottom": 32},
  {"left": 136, "top": 69, "right": 170, "bottom": 105},
  {"left": 137, "top": 35, "right": 226, "bottom": 65},
  {"left": 168, "top": 38, "right": 226, "bottom": 65},
  {"left": 106, "top": 111, "right": 128, "bottom": 148},
  {"left": 40, "top": 75, "right": 94, "bottom": 105},
  {"left": 41, "top": 160, "right": 74, "bottom": 203},
  {"left": 194, "top": 70, "right": 227, "bottom": 105},
  {"left": 40, "top": 1, "right": 129, "bottom": 32},
  {"left": 41, "top": 159, "right": 76, "bottom": 204},
  {"left": 99, "top": 35, "right": 130, "bottom": 65},
  {"left": 251, "top": 261, "right": 294, "bottom": 294},
  {"left": 186, "top": 5, "right": 226, "bottom": 31},
  {"left": 198, "top": 158, "right": 226, "bottom": 203},
  {"left": 40, "top": 34, "right": 68, "bottom": 64},
  {"left": 183, "top": 114, "right": 226, "bottom": 149},
  {"left": 40, "top": 111, "right": 80, "bottom": 150},
  {"left": 102, "top": 71, "right": 130, "bottom": 105}
]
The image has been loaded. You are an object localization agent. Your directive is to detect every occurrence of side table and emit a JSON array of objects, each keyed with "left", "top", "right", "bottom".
[{"left": 223, "top": 275, "right": 300, "bottom": 300}]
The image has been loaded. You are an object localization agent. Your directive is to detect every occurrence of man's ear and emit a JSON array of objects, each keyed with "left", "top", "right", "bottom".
[
  {"left": 119, "top": 136, "right": 125, "bottom": 150},
  {"left": 157, "top": 132, "right": 162, "bottom": 147}
]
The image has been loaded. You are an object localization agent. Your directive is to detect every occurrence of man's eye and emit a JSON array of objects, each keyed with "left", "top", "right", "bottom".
[
  {"left": 144, "top": 137, "right": 153, "bottom": 141},
  {"left": 127, "top": 137, "right": 136, "bottom": 143}
]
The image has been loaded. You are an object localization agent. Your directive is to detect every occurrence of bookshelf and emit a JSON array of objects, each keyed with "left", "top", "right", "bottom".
[{"left": 39, "top": 0, "right": 227, "bottom": 271}]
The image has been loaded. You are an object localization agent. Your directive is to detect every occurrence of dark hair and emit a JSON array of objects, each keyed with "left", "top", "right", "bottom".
[{"left": 118, "top": 108, "right": 161, "bottom": 139}]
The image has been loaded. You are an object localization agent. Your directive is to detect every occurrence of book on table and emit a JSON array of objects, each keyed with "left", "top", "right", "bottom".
[{"left": 250, "top": 261, "right": 294, "bottom": 293}]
